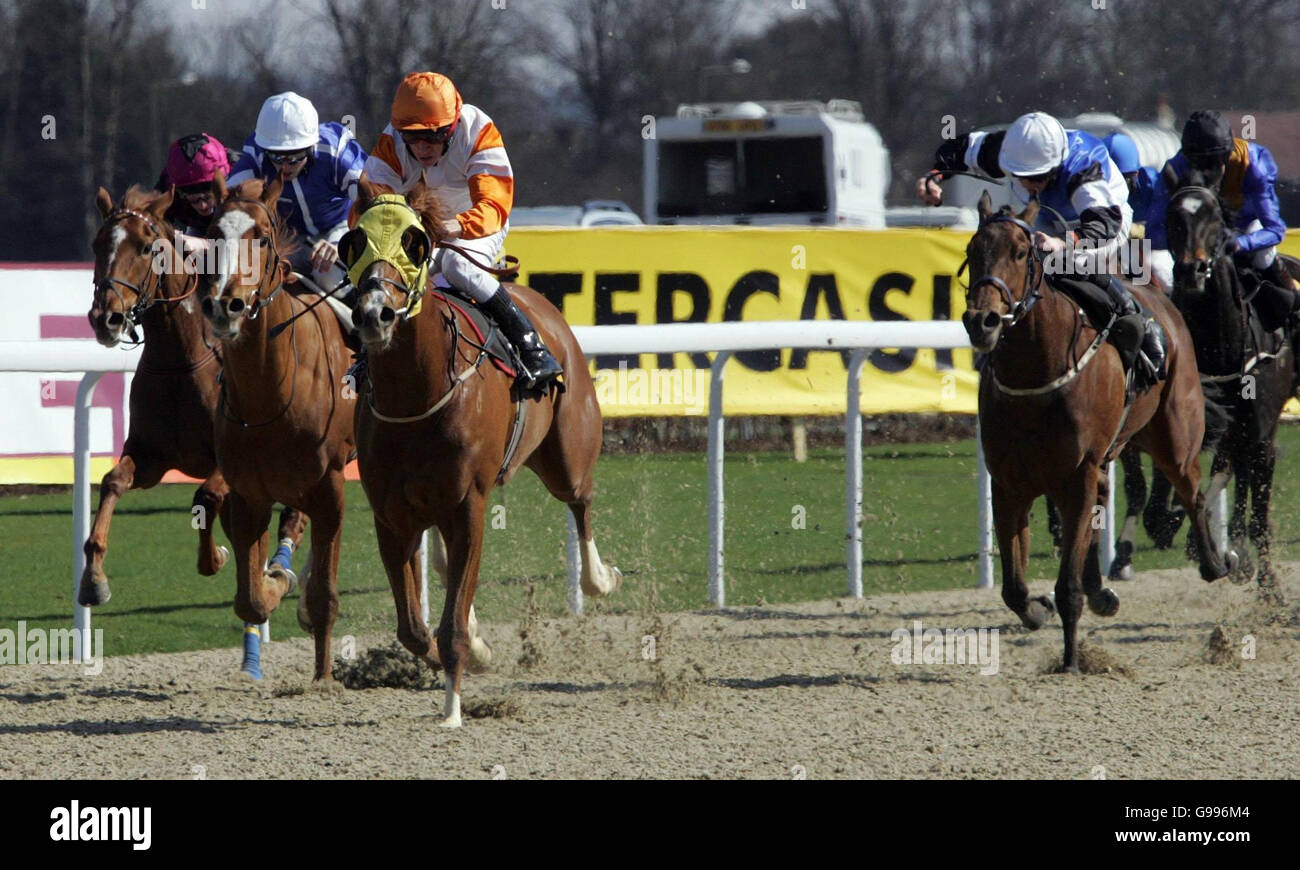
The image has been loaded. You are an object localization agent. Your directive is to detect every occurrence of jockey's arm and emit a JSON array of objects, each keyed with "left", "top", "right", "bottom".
[
  {"left": 1235, "top": 150, "right": 1286, "bottom": 254},
  {"left": 917, "top": 129, "right": 1007, "bottom": 204},
  {"left": 1060, "top": 162, "right": 1132, "bottom": 275}
]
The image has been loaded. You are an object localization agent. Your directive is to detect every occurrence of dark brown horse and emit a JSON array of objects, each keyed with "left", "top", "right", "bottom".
[
  {"left": 345, "top": 183, "right": 621, "bottom": 727},
  {"left": 84, "top": 185, "right": 305, "bottom": 608},
  {"left": 1166, "top": 177, "right": 1295, "bottom": 603},
  {"left": 963, "top": 193, "right": 1234, "bottom": 672},
  {"left": 201, "top": 175, "right": 356, "bottom": 681}
]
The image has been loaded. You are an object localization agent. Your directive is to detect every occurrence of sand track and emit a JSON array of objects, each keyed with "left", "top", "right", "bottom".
[{"left": 2, "top": 565, "right": 1297, "bottom": 779}]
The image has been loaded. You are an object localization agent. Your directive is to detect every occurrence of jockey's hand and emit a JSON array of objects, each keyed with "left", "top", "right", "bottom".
[
  {"left": 434, "top": 218, "right": 462, "bottom": 242},
  {"left": 1033, "top": 232, "right": 1066, "bottom": 256},
  {"left": 311, "top": 238, "right": 339, "bottom": 273},
  {"left": 916, "top": 172, "right": 944, "bottom": 206}
]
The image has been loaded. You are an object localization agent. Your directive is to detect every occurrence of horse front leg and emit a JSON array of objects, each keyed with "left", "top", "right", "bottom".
[
  {"left": 1051, "top": 464, "right": 1100, "bottom": 674},
  {"left": 79, "top": 452, "right": 164, "bottom": 606},
  {"left": 375, "top": 519, "right": 441, "bottom": 673},
  {"left": 194, "top": 470, "right": 230, "bottom": 577},
  {"left": 1247, "top": 439, "right": 1284, "bottom": 604},
  {"left": 303, "top": 477, "right": 344, "bottom": 681},
  {"left": 1085, "top": 465, "right": 1120, "bottom": 618},
  {"left": 436, "top": 490, "right": 488, "bottom": 729},
  {"left": 993, "top": 481, "right": 1053, "bottom": 630},
  {"left": 1109, "top": 447, "right": 1145, "bottom": 581},
  {"left": 229, "top": 491, "right": 275, "bottom": 625}
]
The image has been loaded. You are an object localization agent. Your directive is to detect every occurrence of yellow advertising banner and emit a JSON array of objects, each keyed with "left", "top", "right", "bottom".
[{"left": 506, "top": 227, "right": 978, "bottom": 416}]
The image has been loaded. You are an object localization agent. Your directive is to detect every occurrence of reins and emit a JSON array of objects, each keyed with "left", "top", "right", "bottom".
[{"left": 95, "top": 207, "right": 203, "bottom": 344}]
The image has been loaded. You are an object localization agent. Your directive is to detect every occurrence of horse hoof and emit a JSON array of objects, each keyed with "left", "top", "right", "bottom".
[
  {"left": 296, "top": 595, "right": 313, "bottom": 633},
  {"left": 215, "top": 545, "right": 230, "bottom": 571},
  {"left": 265, "top": 564, "right": 298, "bottom": 597},
  {"left": 1088, "top": 587, "right": 1120, "bottom": 617},
  {"left": 467, "top": 638, "right": 494, "bottom": 675},
  {"left": 438, "top": 715, "right": 463, "bottom": 729},
  {"left": 1108, "top": 561, "right": 1135, "bottom": 582},
  {"left": 1020, "top": 595, "right": 1056, "bottom": 630},
  {"left": 77, "top": 570, "right": 111, "bottom": 607},
  {"left": 1227, "top": 554, "right": 1254, "bottom": 585},
  {"left": 581, "top": 565, "right": 623, "bottom": 598}
]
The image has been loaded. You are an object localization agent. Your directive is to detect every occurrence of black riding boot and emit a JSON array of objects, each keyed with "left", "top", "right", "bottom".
[
  {"left": 481, "top": 284, "right": 564, "bottom": 390},
  {"left": 1252, "top": 258, "right": 1300, "bottom": 331}
]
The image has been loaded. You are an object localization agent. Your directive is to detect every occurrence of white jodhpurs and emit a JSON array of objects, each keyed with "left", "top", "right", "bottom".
[{"left": 435, "top": 225, "right": 508, "bottom": 303}]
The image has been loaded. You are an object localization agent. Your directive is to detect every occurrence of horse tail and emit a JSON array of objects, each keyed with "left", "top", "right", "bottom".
[{"left": 1199, "top": 379, "right": 1232, "bottom": 454}]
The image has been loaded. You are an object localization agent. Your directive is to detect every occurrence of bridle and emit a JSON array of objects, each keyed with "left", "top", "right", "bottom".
[
  {"left": 964, "top": 214, "right": 1046, "bottom": 332},
  {"left": 211, "top": 197, "right": 284, "bottom": 321},
  {"left": 1168, "top": 185, "right": 1231, "bottom": 287},
  {"left": 95, "top": 208, "right": 199, "bottom": 343}
]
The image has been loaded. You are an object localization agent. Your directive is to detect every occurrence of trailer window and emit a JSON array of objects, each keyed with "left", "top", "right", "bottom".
[{"left": 657, "top": 137, "right": 828, "bottom": 218}]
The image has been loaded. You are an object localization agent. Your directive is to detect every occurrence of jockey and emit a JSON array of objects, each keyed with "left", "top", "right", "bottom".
[
  {"left": 918, "top": 111, "right": 1163, "bottom": 382},
  {"left": 155, "top": 133, "right": 235, "bottom": 236},
  {"left": 360, "top": 71, "right": 563, "bottom": 390},
  {"left": 1145, "top": 110, "right": 1297, "bottom": 311},
  {"left": 227, "top": 92, "right": 368, "bottom": 293},
  {"left": 1102, "top": 131, "right": 1159, "bottom": 230}
]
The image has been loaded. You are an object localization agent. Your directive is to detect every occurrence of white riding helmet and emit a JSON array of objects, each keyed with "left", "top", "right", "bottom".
[
  {"left": 999, "top": 111, "right": 1069, "bottom": 176},
  {"left": 254, "top": 92, "right": 320, "bottom": 151}
]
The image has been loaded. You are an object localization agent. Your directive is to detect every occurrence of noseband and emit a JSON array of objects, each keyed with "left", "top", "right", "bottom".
[{"left": 966, "top": 214, "right": 1045, "bottom": 330}]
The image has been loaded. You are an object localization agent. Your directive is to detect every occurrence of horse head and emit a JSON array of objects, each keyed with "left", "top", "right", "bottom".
[
  {"left": 89, "top": 185, "right": 175, "bottom": 346},
  {"left": 1165, "top": 171, "right": 1228, "bottom": 297},
  {"left": 961, "top": 190, "right": 1042, "bottom": 352},
  {"left": 201, "top": 174, "right": 291, "bottom": 341},
  {"left": 341, "top": 178, "right": 443, "bottom": 349}
]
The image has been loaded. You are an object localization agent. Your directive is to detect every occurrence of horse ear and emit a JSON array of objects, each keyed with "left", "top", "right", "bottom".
[
  {"left": 1019, "top": 198, "right": 1040, "bottom": 226},
  {"left": 96, "top": 187, "right": 114, "bottom": 218},
  {"left": 150, "top": 185, "right": 175, "bottom": 220},
  {"left": 262, "top": 174, "right": 283, "bottom": 208},
  {"left": 356, "top": 174, "right": 377, "bottom": 209},
  {"left": 213, "top": 169, "right": 228, "bottom": 202},
  {"left": 977, "top": 190, "right": 993, "bottom": 221}
]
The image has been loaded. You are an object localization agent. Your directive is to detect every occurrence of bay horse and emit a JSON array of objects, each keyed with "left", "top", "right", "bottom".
[
  {"left": 963, "top": 192, "right": 1233, "bottom": 672},
  {"left": 345, "top": 183, "right": 621, "bottom": 727},
  {"left": 201, "top": 175, "right": 356, "bottom": 681},
  {"left": 84, "top": 185, "right": 305, "bottom": 608},
  {"left": 1165, "top": 176, "right": 1294, "bottom": 602}
]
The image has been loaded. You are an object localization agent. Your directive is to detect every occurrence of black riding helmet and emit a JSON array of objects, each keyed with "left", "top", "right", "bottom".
[{"left": 1181, "top": 110, "right": 1233, "bottom": 166}]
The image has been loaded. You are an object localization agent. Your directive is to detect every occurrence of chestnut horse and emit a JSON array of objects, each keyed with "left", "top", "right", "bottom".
[
  {"left": 201, "top": 176, "right": 356, "bottom": 681},
  {"left": 963, "top": 193, "right": 1234, "bottom": 672},
  {"left": 346, "top": 184, "right": 621, "bottom": 727},
  {"left": 84, "top": 185, "right": 305, "bottom": 608}
]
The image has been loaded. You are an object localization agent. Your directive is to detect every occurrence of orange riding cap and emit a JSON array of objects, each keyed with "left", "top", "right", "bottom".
[{"left": 391, "top": 72, "right": 463, "bottom": 131}]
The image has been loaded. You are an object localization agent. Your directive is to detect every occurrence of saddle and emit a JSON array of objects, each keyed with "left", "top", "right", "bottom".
[{"left": 1049, "top": 273, "right": 1166, "bottom": 397}]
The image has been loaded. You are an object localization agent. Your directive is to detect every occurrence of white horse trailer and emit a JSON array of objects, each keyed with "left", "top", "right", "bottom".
[{"left": 644, "top": 100, "right": 890, "bottom": 227}]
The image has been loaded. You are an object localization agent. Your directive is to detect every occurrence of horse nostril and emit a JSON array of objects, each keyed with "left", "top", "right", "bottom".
[
  {"left": 106, "top": 312, "right": 124, "bottom": 327},
  {"left": 201, "top": 297, "right": 214, "bottom": 316},
  {"left": 983, "top": 311, "right": 1001, "bottom": 331},
  {"left": 227, "top": 298, "right": 245, "bottom": 314},
  {"left": 379, "top": 307, "right": 396, "bottom": 324}
]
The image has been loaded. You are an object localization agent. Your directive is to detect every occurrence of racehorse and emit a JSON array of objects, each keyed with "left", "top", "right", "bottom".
[
  {"left": 1165, "top": 175, "right": 1295, "bottom": 602},
  {"left": 201, "top": 175, "right": 355, "bottom": 681},
  {"left": 84, "top": 185, "right": 305, "bottom": 609},
  {"left": 963, "top": 192, "right": 1234, "bottom": 672},
  {"left": 344, "top": 181, "right": 621, "bottom": 727}
]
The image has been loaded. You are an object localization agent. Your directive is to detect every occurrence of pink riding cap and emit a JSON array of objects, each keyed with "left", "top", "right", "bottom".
[{"left": 163, "top": 133, "right": 231, "bottom": 188}]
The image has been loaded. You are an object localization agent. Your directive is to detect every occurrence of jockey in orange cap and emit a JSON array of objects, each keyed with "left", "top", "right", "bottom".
[{"left": 360, "top": 71, "right": 562, "bottom": 389}]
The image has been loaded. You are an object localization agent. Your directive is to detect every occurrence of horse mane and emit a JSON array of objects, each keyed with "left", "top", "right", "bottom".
[
  {"left": 405, "top": 183, "right": 454, "bottom": 240},
  {"left": 122, "top": 184, "right": 168, "bottom": 212}
]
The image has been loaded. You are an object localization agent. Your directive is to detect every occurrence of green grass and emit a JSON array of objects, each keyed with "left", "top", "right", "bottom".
[{"left": 5, "top": 426, "right": 1300, "bottom": 658}]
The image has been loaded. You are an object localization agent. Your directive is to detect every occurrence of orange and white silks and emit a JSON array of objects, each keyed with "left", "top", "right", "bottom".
[{"left": 364, "top": 104, "right": 514, "bottom": 240}]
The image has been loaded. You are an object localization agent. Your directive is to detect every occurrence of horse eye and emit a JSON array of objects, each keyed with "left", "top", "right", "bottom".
[{"left": 1016, "top": 248, "right": 1027, "bottom": 261}]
